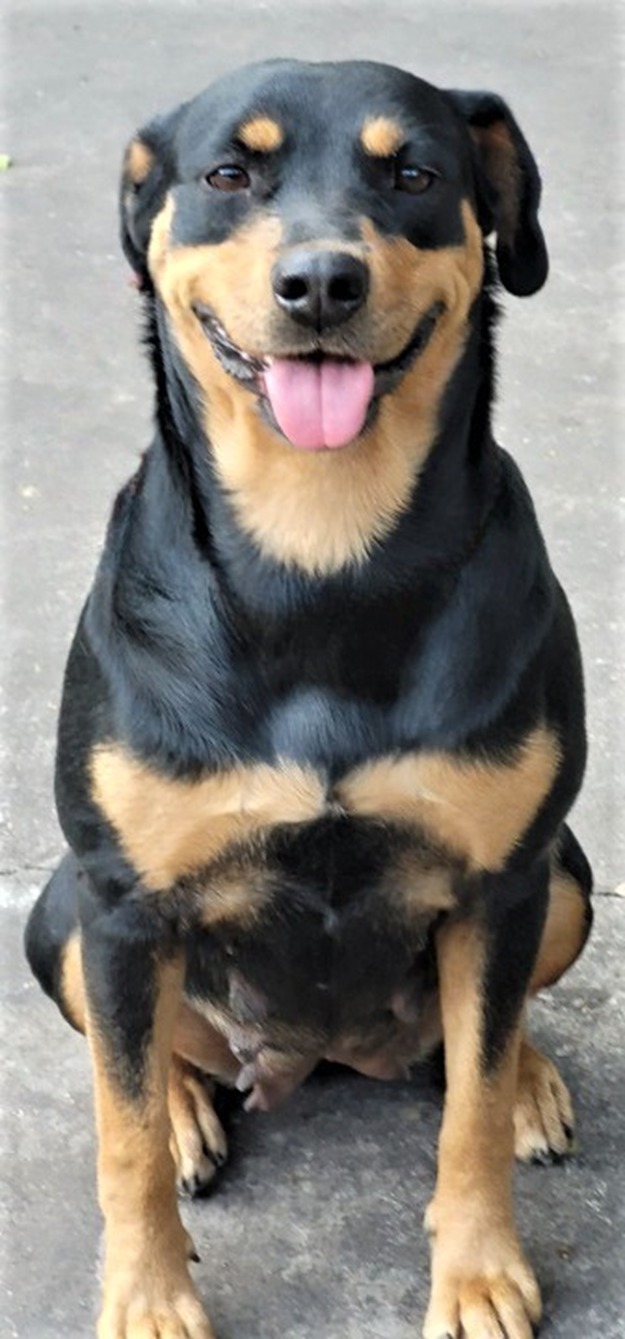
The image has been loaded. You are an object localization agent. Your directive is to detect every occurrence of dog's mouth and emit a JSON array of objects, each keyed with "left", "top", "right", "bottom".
[{"left": 192, "top": 302, "right": 444, "bottom": 451}]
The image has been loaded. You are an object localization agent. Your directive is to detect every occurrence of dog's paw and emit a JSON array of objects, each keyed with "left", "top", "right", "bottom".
[
  {"left": 514, "top": 1041, "right": 575, "bottom": 1164},
  {"left": 424, "top": 1233, "right": 541, "bottom": 1339},
  {"left": 168, "top": 1057, "right": 228, "bottom": 1197},
  {"left": 98, "top": 1265, "right": 215, "bottom": 1339}
]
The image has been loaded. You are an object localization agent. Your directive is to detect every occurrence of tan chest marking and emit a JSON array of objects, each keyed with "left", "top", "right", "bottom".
[
  {"left": 337, "top": 725, "right": 560, "bottom": 872},
  {"left": 90, "top": 745, "right": 326, "bottom": 892},
  {"left": 91, "top": 726, "right": 557, "bottom": 897},
  {"left": 383, "top": 852, "right": 456, "bottom": 916}
]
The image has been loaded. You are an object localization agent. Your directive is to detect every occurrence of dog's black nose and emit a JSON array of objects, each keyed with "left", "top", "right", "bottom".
[{"left": 272, "top": 250, "right": 369, "bottom": 330}]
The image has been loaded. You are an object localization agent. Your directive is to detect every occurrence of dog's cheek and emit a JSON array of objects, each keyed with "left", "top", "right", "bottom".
[
  {"left": 149, "top": 198, "right": 281, "bottom": 357},
  {"left": 365, "top": 201, "right": 484, "bottom": 362},
  {"left": 366, "top": 202, "right": 484, "bottom": 448}
]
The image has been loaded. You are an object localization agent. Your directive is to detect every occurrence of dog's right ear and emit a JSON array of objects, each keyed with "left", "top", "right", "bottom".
[{"left": 119, "top": 106, "right": 186, "bottom": 286}]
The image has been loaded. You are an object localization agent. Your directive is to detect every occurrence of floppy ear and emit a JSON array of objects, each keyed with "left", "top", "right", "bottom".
[
  {"left": 445, "top": 90, "right": 548, "bottom": 297},
  {"left": 119, "top": 105, "right": 187, "bottom": 285}
]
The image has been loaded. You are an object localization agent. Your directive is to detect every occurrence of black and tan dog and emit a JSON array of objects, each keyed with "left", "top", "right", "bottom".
[{"left": 25, "top": 59, "right": 593, "bottom": 1339}]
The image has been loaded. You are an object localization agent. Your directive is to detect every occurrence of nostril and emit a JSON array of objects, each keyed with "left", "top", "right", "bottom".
[
  {"left": 328, "top": 272, "right": 364, "bottom": 305},
  {"left": 278, "top": 274, "right": 309, "bottom": 303}
]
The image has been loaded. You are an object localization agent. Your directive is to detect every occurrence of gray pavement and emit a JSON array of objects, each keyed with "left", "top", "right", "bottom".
[{"left": 2, "top": 2, "right": 624, "bottom": 1336}]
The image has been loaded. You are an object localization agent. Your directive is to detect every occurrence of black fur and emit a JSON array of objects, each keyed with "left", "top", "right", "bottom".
[{"left": 26, "top": 56, "right": 589, "bottom": 1150}]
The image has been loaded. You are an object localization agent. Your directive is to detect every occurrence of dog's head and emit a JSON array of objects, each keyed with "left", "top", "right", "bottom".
[{"left": 120, "top": 61, "right": 547, "bottom": 571}]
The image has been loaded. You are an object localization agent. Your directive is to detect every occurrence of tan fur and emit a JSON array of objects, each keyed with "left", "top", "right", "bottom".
[
  {"left": 168, "top": 1053, "right": 228, "bottom": 1191},
  {"left": 90, "top": 743, "right": 327, "bottom": 892},
  {"left": 430, "top": 917, "right": 517, "bottom": 1218},
  {"left": 173, "top": 1001, "right": 241, "bottom": 1081},
  {"left": 238, "top": 115, "right": 284, "bottom": 153},
  {"left": 513, "top": 856, "right": 587, "bottom": 1164},
  {"left": 338, "top": 725, "right": 560, "bottom": 872},
  {"left": 382, "top": 852, "right": 456, "bottom": 914},
  {"left": 57, "top": 935, "right": 238, "bottom": 1176},
  {"left": 87, "top": 959, "right": 215, "bottom": 1338},
  {"left": 148, "top": 196, "right": 284, "bottom": 358},
  {"left": 423, "top": 917, "right": 541, "bottom": 1339},
  {"left": 123, "top": 137, "right": 154, "bottom": 186},
  {"left": 187, "top": 992, "right": 324, "bottom": 1061},
  {"left": 195, "top": 867, "right": 278, "bottom": 929},
  {"left": 148, "top": 197, "right": 484, "bottom": 574},
  {"left": 91, "top": 725, "right": 557, "bottom": 894},
  {"left": 59, "top": 930, "right": 86, "bottom": 1031},
  {"left": 514, "top": 1039, "right": 575, "bottom": 1162},
  {"left": 360, "top": 115, "right": 404, "bottom": 157},
  {"left": 530, "top": 865, "right": 589, "bottom": 990}
]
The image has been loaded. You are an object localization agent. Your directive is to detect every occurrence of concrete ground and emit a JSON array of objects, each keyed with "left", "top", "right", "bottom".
[{"left": 2, "top": 2, "right": 624, "bottom": 1336}]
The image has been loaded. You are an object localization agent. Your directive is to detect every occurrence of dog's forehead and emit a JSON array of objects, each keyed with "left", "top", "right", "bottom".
[{"left": 176, "top": 60, "right": 462, "bottom": 162}]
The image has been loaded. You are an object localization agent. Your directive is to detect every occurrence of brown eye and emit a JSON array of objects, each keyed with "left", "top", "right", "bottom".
[
  {"left": 205, "top": 164, "right": 250, "bottom": 191},
  {"left": 395, "top": 165, "right": 437, "bottom": 194}
]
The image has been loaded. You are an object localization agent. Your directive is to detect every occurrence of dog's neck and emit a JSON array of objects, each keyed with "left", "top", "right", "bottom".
[{"left": 143, "top": 285, "right": 500, "bottom": 616}]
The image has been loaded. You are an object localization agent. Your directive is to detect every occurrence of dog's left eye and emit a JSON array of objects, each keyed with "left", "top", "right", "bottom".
[
  {"left": 395, "top": 165, "right": 438, "bottom": 194},
  {"left": 204, "top": 165, "right": 251, "bottom": 192}
]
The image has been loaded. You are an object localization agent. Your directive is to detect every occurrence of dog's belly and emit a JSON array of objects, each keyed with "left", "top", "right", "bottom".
[{"left": 182, "top": 814, "right": 451, "bottom": 1108}]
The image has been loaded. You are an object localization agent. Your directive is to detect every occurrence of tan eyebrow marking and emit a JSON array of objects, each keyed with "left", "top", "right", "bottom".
[
  {"left": 124, "top": 138, "right": 155, "bottom": 185},
  {"left": 361, "top": 116, "right": 404, "bottom": 157},
  {"left": 238, "top": 116, "right": 284, "bottom": 153}
]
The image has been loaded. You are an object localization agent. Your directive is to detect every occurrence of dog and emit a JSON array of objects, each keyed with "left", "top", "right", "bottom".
[{"left": 25, "top": 58, "right": 593, "bottom": 1339}]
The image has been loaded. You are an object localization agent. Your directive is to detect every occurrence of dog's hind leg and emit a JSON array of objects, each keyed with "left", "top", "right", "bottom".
[
  {"left": 514, "top": 824, "right": 593, "bottom": 1163},
  {"left": 25, "top": 855, "right": 239, "bottom": 1196},
  {"left": 529, "top": 823, "right": 593, "bottom": 994},
  {"left": 26, "top": 862, "right": 236, "bottom": 1199},
  {"left": 25, "top": 850, "right": 87, "bottom": 1031}
]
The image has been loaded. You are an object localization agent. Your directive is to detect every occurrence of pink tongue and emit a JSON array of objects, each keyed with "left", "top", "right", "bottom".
[{"left": 263, "top": 359, "right": 375, "bottom": 450}]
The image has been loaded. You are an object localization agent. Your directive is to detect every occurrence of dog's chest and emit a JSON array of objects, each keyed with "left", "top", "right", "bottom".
[
  {"left": 181, "top": 810, "right": 449, "bottom": 1102},
  {"left": 91, "top": 678, "right": 557, "bottom": 1091},
  {"left": 92, "top": 711, "right": 557, "bottom": 896}
]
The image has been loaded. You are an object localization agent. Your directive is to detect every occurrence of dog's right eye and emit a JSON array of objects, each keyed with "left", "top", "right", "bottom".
[{"left": 204, "top": 165, "right": 251, "bottom": 192}]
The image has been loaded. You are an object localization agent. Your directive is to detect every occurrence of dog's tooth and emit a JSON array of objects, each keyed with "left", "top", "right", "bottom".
[{"left": 235, "top": 1063, "right": 256, "bottom": 1093}]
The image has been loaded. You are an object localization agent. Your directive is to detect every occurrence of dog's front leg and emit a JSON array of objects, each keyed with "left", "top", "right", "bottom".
[
  {"left": 81, "top": 907, "right": 214, "bottom": 1339},
  {"left": 424, "top": 868, "right": 548, "bottom": 1339}
]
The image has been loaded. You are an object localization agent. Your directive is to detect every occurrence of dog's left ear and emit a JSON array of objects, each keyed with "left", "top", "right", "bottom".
[
  {"left": 445, "top": 90, "right": 548, "bottom": 297},
  {"left": 119, "top": 105, "right": 187, "bottom": 286}
]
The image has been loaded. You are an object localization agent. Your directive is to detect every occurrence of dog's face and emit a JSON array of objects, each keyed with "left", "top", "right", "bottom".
[{"left": 121, "top": 61, "right": 548, "bottom": 570}]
